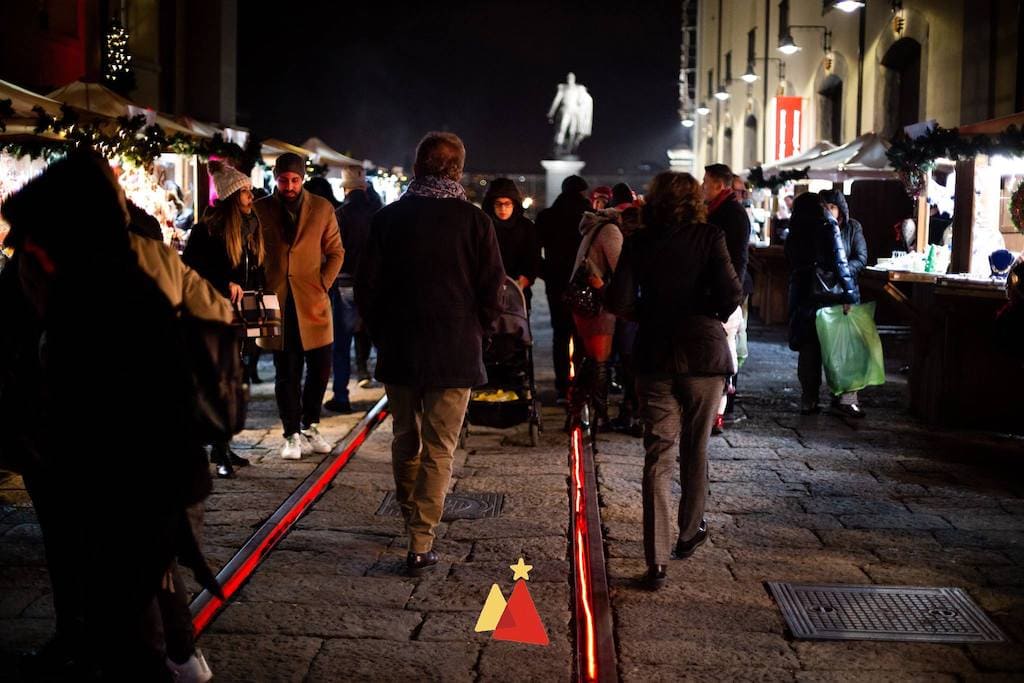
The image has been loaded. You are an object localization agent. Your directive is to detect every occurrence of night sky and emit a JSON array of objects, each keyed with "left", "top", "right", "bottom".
[{"left": 238, "top": 1, "right": 684, "bottom": 175}]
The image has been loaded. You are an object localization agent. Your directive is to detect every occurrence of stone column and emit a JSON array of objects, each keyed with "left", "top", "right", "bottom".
[{"left": 541, "top": 159, "right": 586, "bottom": 208}]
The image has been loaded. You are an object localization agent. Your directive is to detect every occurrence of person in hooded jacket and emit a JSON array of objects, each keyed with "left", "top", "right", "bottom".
[
  {"left": 569, "top": 204, "right": 624, "bottom": 429},
  {"left": 536, "top": 175, "right": 590, "bottom": 402},
  {"left": 817, "top": 188, "right": 869, "bottom": 417},
  {"left": 183, "top": 160, "right": 266, "bottom": 477},
  {"left": 606, "top": 171, "right": 742, "bottom": 590},
  {"left": 786, "top": 192, "right": 862, "bottom": 417},
  {"left": 482, "top": 178, "right": 540, "bottom": 305}
]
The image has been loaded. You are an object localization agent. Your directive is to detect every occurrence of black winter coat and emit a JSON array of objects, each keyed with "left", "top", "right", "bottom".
[
  {"left": 841, "top": 218, "right": 868, "bottom": 279},
  {"left": 336, "top": 190, "right": 376, "bottom": 285},
  {"left": 536, "top": 192, "right": 591, "bottom": 292},
  {"left": 606, "top": 222, "right": 743, "bottom": 376},
  {"left": 708, "top": 194, "right": 751, "bottom": 286},
  {"left": 491, "top": 214, "right": 540, "bottom": 284},
  {"left": 182, "top": 215, "right": 265, "bottom": 298},
  {"left": 785, "top": 211, "right": 860, "bottom": 350},
  {"left": 355, "top": 195, "right": 505, "bottom": 388}
]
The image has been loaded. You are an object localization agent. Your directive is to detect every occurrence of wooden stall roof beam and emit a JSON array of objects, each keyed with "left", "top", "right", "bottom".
[{"left": 951, "top": 158, "right": 976, "bottom": 274}]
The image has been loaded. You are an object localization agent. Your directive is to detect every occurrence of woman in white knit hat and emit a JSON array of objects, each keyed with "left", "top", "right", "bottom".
[{"left": 183, "top": 159, "right": 266, "bottom": 478}]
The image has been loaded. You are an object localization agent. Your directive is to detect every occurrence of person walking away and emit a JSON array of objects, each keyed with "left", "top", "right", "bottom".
[
  {"left": 254, "top": 153, "right": 345, "bottom": 459},
  {"left": 324, "top": 180, "right": 379, "bottom": 413},
  {"left": 183, "top": 159, "right": 266, "bottom": 477},
  {"left": 536, "top": 175, "right": 590, "bottom": 403},
  {"left": 483, "top": 177, "right": 540, "bottom": 306},
  {"left": 702, "top": 164, "right": 750, "bottom": 433},
  {"left": 569, "top": 205, "right": 624, "bottom": 430},
  {"left": 607, "top": 171, "right": 742, "bottom": 590},
  {"left": 609, "top": 201, "right": 645, "bottom": 436},
  {"left": 356, "top": 132, "right": 504, "bottom": 576},
  {"left": 786, "top": 193, "right": 860, "bottom": 416},
  {"left": 1, "top": 153, "right": 224, "bottom": 679},
  {"left": 818, "top": 188, "right": 868, "bottom": 417}
]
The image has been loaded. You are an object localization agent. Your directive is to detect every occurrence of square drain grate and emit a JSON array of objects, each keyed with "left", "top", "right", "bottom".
[
  {"left": 376, "top": 491, "right": 503, "bottom": 521},
  {"left": 768, "top": 582, "right": 1006, "bottom": 643}
]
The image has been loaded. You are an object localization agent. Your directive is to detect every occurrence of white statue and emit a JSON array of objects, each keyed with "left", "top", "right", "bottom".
[{"left": 547, "top": 72, "right": 593, "bottom": 157}]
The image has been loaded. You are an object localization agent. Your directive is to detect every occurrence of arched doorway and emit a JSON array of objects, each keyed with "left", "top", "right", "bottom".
[
  {"left": 881, "top": 37, "right": 922, "bottom": 137},
  {"left": 818, "top": 75, "right": 843, "bottom": 144},
  {"left": 743, "top": 114, "right": 758, "bottom": 169}
]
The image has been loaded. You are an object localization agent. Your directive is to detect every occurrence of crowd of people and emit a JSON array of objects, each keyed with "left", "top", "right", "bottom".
[{"left": 0, "top": 129, "right": 881, "bottom": 678}]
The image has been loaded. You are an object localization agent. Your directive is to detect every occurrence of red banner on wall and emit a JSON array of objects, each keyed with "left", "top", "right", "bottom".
[{"left": 775, "top": 97, "right": 803, "bottom": 160}]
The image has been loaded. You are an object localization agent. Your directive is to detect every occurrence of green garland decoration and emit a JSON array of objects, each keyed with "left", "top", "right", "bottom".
[
  {"left": 1, "top": 103, "right": 253, "bottom": 168},
  {"left": 887, "top": 124, "right": 1024, "bottom": 196},
  {"left": 1010, "top": 181, "right": 1024, "bottom": 235},
  {"left": 748, "top": 165, "right": 809, "bottom": 191}
]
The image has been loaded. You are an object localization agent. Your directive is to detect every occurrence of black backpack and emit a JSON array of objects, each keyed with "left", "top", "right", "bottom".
[{"left": 181, "top": 315, "right": 249, "bottom": 443}]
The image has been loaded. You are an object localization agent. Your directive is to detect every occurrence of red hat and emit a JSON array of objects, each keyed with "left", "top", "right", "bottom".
[{"left": 590, "top": 186, "right": 612, "bottom": 201}]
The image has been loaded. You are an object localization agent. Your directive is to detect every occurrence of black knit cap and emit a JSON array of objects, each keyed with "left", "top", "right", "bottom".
[
  {"left": 561, "top": 175, "right": 588, "bottom": 195},
  {"left": 274, "top": 152, "right": 306, "bottom": 178}
]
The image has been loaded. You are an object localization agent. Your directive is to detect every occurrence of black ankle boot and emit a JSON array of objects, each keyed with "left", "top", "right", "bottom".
[
  {"left": 591, "top": 361, "right": 611, "bottom": 430},
  {"left": 210, "top": 442, "right": 235, "bottom": 479}
]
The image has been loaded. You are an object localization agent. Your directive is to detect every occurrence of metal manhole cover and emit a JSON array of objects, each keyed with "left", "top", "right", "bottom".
[
  {"left": 375, "top": 492, "right": 503, "bottom": 521},
  {"left": 767, "top": 583, "right": 1006, "bottom": 643}
]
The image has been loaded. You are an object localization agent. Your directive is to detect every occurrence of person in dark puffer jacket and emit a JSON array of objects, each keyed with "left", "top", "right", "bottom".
[{"left": 786, "top": 192, "right": 861, "bottom": 417}]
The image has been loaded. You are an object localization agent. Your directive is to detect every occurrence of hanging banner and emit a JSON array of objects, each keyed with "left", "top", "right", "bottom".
[{"left": 775, "top": 97, "right": 803, "bottom": 160}]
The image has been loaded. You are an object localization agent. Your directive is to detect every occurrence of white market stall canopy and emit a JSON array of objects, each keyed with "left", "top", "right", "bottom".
[
  {"left": 301, "top": 137, "right": 363, "bottom": 168},
  {"left": 0, "top": 79, "right": 66, "bottom": 137},
  {"left": 47, "top": 81, "right": 196, "bottom": 137},
  {"left": 759, "top": 141, "right": 837, "bottom": 175},
  {"left": 801, "top": 133, "right": 896, "bottom": 181},
  {"left": 261, "top": 138, "right": 314, "bottom": 164}
]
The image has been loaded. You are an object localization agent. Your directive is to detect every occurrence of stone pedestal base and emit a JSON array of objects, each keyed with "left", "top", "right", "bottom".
[{"left": 541, "top": 159, "right": 586, "bottom": 208}]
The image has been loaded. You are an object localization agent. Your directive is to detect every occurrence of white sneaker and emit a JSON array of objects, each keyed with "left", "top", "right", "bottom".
[
  {"left": 166, "top": 649, "right": 213, "bottom": 683},
  {"left": 281, "top": 433, "right": 304, "bottom": 460},
  {"left": 301, "top": 424, "right": 332, "bottom": 454}
]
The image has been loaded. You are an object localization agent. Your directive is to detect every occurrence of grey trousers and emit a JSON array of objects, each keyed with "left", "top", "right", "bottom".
[
  {"left": 386, "top": 385, "right": 471, "bottom": 553},
  {"left": 637, "top": 374, "right": 725, "bottom": 565}
]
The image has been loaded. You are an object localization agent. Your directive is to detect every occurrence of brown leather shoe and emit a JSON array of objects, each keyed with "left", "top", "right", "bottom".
[{"left": 406, "top": 550, "right": 439, "bottom": 577}]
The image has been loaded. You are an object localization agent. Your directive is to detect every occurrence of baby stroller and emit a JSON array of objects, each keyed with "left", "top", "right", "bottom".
[{"left": 460, "top": 277, "right": 543, "bottom": 447}]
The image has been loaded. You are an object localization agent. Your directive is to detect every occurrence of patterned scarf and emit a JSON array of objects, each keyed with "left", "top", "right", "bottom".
[{"left": 404, "top": 175, "right": 467, "bottom": 201}]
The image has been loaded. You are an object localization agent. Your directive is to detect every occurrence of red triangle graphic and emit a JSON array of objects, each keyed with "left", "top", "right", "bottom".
[{"left": 491, "top": 580, "right": 549, "bottom": 646}]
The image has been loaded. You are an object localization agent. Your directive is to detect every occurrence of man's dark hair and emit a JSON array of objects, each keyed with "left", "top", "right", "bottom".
[
  {"left": 704, "top": 163, "right": 734, "bottom": 185},
  {"left": 414, "top": 132, "right": 466, "bottom": 181}
]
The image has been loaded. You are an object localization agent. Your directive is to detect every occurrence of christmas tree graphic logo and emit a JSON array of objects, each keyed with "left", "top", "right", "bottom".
[{"left": 474, "top": 557, "right": 549, "bottom": 646}]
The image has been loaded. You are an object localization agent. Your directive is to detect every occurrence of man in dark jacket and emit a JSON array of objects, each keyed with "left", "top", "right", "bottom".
[
  {"left": 703, "top": 164, "right": 751, "bottom": 430},
  {"left": 356, "top": 132, "right": 504, "bottom": 576},
  {"left": 325, "top": 183, "right": 378, "bottom": 412},
  {"left": 536, "top": 174, "right": 590, "bottom": 401}
]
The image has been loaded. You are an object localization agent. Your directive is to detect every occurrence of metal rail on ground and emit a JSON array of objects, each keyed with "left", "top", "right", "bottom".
[
  {"left": 190, "top": 396, "right": 390, "bottom": 636},
  {"left": 570, "top": 424, "right": 618, "bottom": 682}
]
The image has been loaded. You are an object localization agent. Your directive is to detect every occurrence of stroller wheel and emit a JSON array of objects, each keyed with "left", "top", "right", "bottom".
[
  {"left": 458, "top": 421, "right": 469, "bottom": 450},
  {"left": 529, "top": 421, "right": 540, "bottom": 447}
]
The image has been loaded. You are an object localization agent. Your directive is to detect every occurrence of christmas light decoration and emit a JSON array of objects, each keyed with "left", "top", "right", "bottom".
[{"left": 102, "top": 19, "right": 136, "bottom": 95}]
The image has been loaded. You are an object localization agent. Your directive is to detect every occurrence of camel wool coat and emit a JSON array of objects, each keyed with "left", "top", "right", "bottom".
[{"left": 254, "top": 190, "right": 344, "bottom": 350}]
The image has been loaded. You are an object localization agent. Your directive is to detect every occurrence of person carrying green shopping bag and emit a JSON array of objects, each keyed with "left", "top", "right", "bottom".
[{"left": 816, "top": 302, "right": 886, "bottom": 398}]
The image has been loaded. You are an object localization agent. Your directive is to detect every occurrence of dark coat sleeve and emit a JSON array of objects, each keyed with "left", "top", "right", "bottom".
[
  {"left": 476, "top": 214, "right": 507, "bottom": 332},
  {"left": 706, "top": 229, "right": 744, "bottom": 321},
  {"left": 605, "top": 237, "right": 636, "bottom": 319},
  {"left": 182, "top": 224, "right": 230, "bottom": 298},
  {"left": 826, "top": 219, "right": 860, "bottom": 305},
  {"left": 845, "top": 219, "right": 868, "bottom": 278},
  {"left": 717, "top": 202, "right": 751, "bottom": 285}
]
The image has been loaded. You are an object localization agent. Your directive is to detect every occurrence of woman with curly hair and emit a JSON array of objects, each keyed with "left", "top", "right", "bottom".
[{"left": 607, "top": 171, "right": 742, "bottom": 590}]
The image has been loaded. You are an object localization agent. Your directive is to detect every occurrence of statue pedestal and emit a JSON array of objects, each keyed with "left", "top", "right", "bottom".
[{"left": 541, "top": 159, "right": 586, "bottom": 208}]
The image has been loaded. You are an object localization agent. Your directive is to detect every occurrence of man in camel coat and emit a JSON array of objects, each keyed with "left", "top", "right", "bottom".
[{"left": 254, "top": 153, "right": 344, "bottom": 459}]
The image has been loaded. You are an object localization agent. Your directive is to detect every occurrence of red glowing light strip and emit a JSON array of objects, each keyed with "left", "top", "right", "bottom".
[
  {"left": 190, "top": 397, "right": 389, "bottom": 635},
  {"left": 571, "top": 425, "right": 600, "bottom": 681}
]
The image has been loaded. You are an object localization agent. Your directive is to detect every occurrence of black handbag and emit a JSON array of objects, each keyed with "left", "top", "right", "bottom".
[
  {"left": 562, "top": 224, "right": 608, "bottom": 318},
  {"left": 233, "top": 289, "right": 282, "bottom": 339}
]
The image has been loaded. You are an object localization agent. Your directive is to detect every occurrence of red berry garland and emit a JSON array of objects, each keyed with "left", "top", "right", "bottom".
[{"left": 1012, "top": 181, "right": 1024, "bottom": 235}]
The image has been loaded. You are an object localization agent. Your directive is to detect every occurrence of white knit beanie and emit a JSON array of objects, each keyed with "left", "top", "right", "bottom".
[{"left": 208, "top": 159, "right": 252, "bottom": 200}]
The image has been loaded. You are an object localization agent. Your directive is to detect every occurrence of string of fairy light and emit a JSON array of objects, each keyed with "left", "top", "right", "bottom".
[{"left": 103, "top": 19, "right": 135, "bottom": 93}]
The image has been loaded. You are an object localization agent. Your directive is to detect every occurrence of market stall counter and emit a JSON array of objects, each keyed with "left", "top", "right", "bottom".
[
  {"left": 862, "top": 267, "right": 1020, "bottom": 432},
  {"left": 748, "top": 244, "right": 790, "bottom": 325}
]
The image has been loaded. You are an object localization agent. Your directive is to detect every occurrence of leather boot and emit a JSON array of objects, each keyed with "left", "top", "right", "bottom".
[{"left": 210, "top": 442, "right": 234, "bottom": 479}]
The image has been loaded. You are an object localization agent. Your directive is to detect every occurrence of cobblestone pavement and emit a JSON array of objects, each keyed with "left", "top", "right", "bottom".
[{"left": 2, "top": 282, "right": 1023, "bottom": 681}]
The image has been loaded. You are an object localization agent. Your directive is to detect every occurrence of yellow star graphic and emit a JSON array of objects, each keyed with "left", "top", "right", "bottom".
[{"left": 510, "top": 557, "right": 533, "bottom": 581}]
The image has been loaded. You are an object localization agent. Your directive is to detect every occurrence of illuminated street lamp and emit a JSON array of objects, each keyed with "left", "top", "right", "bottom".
[
  {"left": 696, "top": 102, "right": 711, "bottom": 115},
  {"left": 714, "top": 84, "right": 730, "bottom": 101},
  {"left": 828, "top": 0, "right": 865, "bottom": 12},
  {"left": 777, "top": 33, "right": 801, "bottom": 55},
  {"left": 741, "top": 63, "right": 759, "bottom": 83}
]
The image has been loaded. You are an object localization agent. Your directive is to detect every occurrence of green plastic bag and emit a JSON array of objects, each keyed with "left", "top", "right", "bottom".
[{"left": 815, "top": 302, "right": 886, "bottom": 395}]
